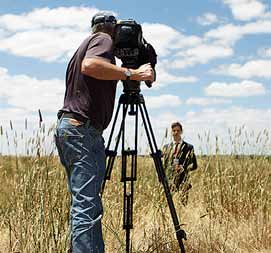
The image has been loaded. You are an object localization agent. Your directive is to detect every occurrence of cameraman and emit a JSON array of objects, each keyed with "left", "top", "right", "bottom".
[{"left": 54, "top": 12, "right": 154, "bottom": 253}]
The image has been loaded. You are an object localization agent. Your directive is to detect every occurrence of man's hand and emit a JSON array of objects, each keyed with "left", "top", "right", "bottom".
[
  {"left": 131, "top": 63, "right": 154, "bottom": 82},
  {"left": 175, "top": 164, "right": 184, "bottom": 173}
]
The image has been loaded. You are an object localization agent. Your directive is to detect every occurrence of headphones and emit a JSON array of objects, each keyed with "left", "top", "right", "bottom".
[{"left": 91, "top": 13, "right": 117, "bottom": 27}]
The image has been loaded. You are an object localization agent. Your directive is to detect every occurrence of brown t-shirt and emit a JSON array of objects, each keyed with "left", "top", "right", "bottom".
[{"left": 60, "top": 32, "right": 117, "bottom": 130}]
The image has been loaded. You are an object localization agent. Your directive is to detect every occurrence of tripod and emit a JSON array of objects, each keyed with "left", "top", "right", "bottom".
[{"left": 101, "top": 84, "right": 186, "bottom": 253}]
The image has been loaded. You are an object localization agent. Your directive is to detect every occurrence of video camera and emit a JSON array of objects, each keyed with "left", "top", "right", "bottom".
[{"left": 113, "top": 19, "right": 157, "bottom": 93}]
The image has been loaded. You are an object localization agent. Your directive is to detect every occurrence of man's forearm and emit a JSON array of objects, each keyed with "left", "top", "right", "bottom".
[
  {"left": 81, "top": 58, "right": 154, "bottom": 82},
  {"left": 81, "top": 58, "right": 127, "bottom": 80}
]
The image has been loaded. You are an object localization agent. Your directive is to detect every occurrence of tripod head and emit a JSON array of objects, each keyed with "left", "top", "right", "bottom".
[
  {"left": 113, "top": 19, "right": 157, "bottom": 94},
  {"left": 122, "top": 80, "right": 141, "bottom": 94}
]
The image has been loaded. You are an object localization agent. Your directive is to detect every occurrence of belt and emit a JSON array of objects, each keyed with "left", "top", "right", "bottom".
[
  {"left": 58, "top": 112, "right": 103, "bottom": 134},
  {"left": 59, "top": 112, "right": 88, "bottom": 123}
]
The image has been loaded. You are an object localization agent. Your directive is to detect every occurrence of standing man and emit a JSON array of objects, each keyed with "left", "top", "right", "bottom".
[
  {"left": 54, "top": 12, "right": 154, "bottom": 253},
  {"left": 163, "top": 121, "right": 197, "bottom": 205}
]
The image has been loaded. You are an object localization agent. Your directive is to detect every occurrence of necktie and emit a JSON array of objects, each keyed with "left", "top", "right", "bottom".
[{"left": 173, "top": 143, "right": 179, "bottom": 157}]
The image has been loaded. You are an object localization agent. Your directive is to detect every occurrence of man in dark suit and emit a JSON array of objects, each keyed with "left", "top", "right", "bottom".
[{"left": 163, "top": 121, "right": 197, "bottom": 205}]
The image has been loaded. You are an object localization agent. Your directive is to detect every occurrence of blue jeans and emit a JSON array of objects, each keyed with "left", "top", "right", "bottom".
[{"left": 54, "top": 117, "right": 106, "bottom": 253}]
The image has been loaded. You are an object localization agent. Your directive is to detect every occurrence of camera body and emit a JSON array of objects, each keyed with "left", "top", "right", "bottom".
[{"left": 113, "top": 19, "right": 157, "bottom": 93}]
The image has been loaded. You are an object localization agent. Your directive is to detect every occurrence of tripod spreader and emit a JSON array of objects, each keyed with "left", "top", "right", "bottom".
[{"left": 101, "top": 92, "right": 186, "bottom": 253}]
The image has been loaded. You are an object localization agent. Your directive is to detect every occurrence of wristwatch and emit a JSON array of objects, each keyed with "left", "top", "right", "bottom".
[{"left": 124, "top": 68, "right": 132, "bottom": 80}]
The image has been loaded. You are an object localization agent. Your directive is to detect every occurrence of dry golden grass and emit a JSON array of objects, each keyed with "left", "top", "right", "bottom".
[{"left": 0, "top": 125, "right": 270, "bottom": 252}]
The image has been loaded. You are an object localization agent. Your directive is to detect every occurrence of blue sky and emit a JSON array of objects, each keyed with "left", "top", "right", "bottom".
[{"left": 0, "top": 0, "right": 271, "bottom": 154}]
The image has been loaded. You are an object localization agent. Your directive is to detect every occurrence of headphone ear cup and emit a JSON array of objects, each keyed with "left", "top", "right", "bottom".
[{"left": 91, "top": 13, "right": 116, "bottom": 28}]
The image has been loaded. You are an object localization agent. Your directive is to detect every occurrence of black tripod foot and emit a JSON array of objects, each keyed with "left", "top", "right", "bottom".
[{"left": 176, "top": 229, "right": 187, "bottom": 241}]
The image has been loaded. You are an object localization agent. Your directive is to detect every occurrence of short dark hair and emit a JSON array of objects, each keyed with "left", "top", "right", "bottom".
[
  {"left": 92, "top": 22, "right": 115, "bottom": 36},
  {"left": 171, "top": 121, "right": 183, "bottom": 131}
]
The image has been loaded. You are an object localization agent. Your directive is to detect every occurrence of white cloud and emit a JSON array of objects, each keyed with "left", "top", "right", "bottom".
[
  {"left": 142, "top": 23, "right": 202, "bottom": 57},
  {"left": 148, "top": 64, "right": 197, "bottom": 89},
  {"left": 206, "top": 19, "right": 271, "bottom": 46},
  {"left": 0, "top": 13, "right": 204, "bottom": 63},
  {"left": 0, "top": 66, "right": 64, "bottom": 155},
  {"left": 0, "top": 7, "right": 235, "bottom": 70},
  {"left": 184, "top": 106, "right": 271, "bottom": 133},
  {"left": 186, "top": 97, "right": 232, "bottom": 106},
  {"left": 142, "top": 23, "right": 235, "bottom": 70},
  {"left": 213, "top": 60, "right": 271, "bottom": 79},
  {"left": 0, "top": 6, "right": 103, "bottom": 32},
  {"left": 0, "top": 7, "right": 116, "bottom": 62},
  {"left": 0, "top": 28, "right": 86, "bottom": 62},
  {"left": 142, "top": 23, "right": 236, "bottom": 70},
  {"left": 0, "top": 66, "right": 65, "bottom": 114},
  {"left": 147, "top": 107, "right": 271, "bottom": 154},
  {"left": 145, "top": 95, "right": 182, "bottom": 109},
  {"left": 205, "top": 23, "right": 242, "bottom": 46},
  {"left": 205, "top": 80, "right": 266, "bottom": 97},
  {"left": 170, "top": 44, "right": 233, "bottom": 69},
  {"left": 258, "top": 47, "right": 271, "bottom": 58},
  {"left": 0, "top": 107, "right": 28, "bottom": 125},
  {"left": 196, "top": 13, "right": 220, "bottom": 26},
  {"left": 0, "top": 8, "right": 210, "bottom": 70},
  {"left": 223, "top": 0, "right": 267, "bottom": 21},
  {"left": 0, "top": 28, "right": 8, "bottom": 39},
  {"left": 183, "top": 106, "right": 271, "bottom": 152}
]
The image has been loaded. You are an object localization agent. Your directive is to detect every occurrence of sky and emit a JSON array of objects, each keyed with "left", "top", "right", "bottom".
[{"left": 0, "top": 0, "right": 271, "bottom": 155}]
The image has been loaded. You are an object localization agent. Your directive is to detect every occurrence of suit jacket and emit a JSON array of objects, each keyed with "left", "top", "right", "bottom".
[{"left": 163, "top": 140, "right": 197, "bottom": 187}]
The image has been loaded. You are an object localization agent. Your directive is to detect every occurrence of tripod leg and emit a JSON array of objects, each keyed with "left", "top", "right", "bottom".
[
  {"left": 102, "top": 93, "right": 139, "bottom": 252},
  {"left": 106, "top": 99, "right": 122, "bottom": 150},
  {"left": 122, "top": 149, "right": 137, "bottom": 253},
  {"left": 101, "top": 102, "right": 129, "bottom": 195},
  {"left": 138, "top": 102, "right": 186, "bottom": 253},
  {"left": 122, "top": 103, "right": 139, "bottom": 253}
]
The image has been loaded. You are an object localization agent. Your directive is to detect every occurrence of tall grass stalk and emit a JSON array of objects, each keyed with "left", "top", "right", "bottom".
[{"left": 0, "top": 126, "right": 270, "bottom": 252}]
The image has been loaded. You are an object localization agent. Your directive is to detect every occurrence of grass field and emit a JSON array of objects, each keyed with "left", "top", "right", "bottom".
[{"left": 0, "top": 126, "right": 270, "bottom": 252}]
